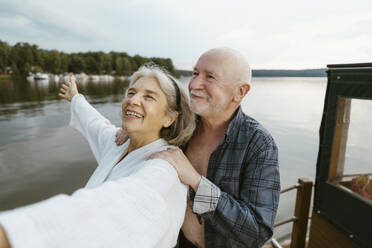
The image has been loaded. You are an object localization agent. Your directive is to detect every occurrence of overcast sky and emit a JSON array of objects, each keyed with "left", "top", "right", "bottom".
[{"left": 1, "top": 0, "right": 371, "bottom": 69}]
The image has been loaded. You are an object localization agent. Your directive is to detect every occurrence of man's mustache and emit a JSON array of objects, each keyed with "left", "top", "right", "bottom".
[{"left": 190, "top": 90, "right": 209, "bottom": 99}]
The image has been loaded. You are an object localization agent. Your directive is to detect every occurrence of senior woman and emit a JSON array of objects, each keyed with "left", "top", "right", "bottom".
[{"left": 0, "top": 64, "right": 196, "bottom": 248}]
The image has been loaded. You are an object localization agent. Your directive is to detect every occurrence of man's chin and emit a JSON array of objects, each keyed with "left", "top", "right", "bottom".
[{"left": 190, "top": 105, "right": 210, "bottom": 116}]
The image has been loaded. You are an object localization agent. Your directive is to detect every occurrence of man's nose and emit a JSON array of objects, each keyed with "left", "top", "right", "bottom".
[{"left": 189, "top": 75, "right": 204, "bottom": 90}]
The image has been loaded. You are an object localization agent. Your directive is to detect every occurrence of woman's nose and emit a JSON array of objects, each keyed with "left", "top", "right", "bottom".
[{"left": 128, "top": 93, "right": 141, "bottom": 106}]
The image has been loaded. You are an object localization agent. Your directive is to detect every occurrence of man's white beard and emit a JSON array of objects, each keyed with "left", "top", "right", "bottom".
[{"left": 190, "top": 98, "right": 227, "bottom": 117}]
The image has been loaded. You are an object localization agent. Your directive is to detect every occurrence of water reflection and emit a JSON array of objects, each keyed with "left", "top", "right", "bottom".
[{"left": 0, "top": 77, "right": 129, "bottom": 120}]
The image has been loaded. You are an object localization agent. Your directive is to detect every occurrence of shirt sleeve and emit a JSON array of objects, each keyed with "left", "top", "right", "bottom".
[
  {"left": 0, "top": 159, "right": 187, "bottom": 248},
  {"left": 69, "top": 94, "right": 118, "bottom": 162},
  {"left": 190, "top": 176, "right": 221, "bottom": 214}
]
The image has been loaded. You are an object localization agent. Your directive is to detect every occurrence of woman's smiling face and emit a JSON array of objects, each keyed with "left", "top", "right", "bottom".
[{"left": 122, "top": 76, "right": 172, "bottom": 139}]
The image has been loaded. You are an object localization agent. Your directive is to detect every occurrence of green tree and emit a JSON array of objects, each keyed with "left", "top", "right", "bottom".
[
  {"left": 69, "top": 54, "right": 86, "bottom": 73},
  {"left": 122, "top": 57, "right": 132, "bottom": 75},
  {"left": 45, "top": 50, "right": 61, "bottom": 74},
  {"left": 1, "top": 39, "right": 178, "bottom": 76},
  {"left": 115, "top": 57, "right": 124, "bottom": 75},
  {"left": 0, "top": 41, "right": 10, "bottom": 72}
]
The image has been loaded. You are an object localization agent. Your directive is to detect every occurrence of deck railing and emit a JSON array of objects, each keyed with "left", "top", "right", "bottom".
[{"left": 271, "top": 178, "right": 313, "bottom": 248}]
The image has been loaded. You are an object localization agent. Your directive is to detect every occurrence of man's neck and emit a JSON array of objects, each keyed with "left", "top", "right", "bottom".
[{"left": 199, "top": 107, "right": 238, "bottom": 136}]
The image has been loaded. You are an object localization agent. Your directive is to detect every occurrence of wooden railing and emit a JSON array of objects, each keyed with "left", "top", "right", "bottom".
[{"left": 271, "top": 178, "right": 313, "bottom": 248}]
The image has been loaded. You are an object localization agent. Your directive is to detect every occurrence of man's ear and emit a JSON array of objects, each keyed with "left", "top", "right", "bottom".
[
  {"left": 163, "top": 112, "right": 178, "bottom": 128},
  {"left": 233, "top": 83, "right": 250, "bottom": 102}
]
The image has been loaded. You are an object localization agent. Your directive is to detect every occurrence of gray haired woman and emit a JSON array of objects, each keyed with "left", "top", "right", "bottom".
[{"left": 0, "top": 64, "right": 195, "bottom": 248}]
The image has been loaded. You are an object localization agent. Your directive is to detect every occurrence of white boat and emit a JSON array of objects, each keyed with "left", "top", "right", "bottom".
[
  {"left": 52, "top": 75, "right": 60, "bottom": 83},
  {"left": 89, "top": 75, "right": 100, "bottom": 82},
  {"left": 34, "top": 73, "right": 49, "bottom": 80}
]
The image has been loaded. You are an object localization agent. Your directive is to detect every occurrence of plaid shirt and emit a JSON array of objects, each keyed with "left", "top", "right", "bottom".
[{"left": 183, "top": 107, "right": 280, "bottom": 248}]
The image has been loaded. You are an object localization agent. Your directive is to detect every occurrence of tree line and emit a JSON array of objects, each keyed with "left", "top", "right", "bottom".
[
  {"left": 252, "top": 69, "right": 326, "bottom": 77},
  {"left": 0, "top": 40, "right": 177, "bottom": 76}
]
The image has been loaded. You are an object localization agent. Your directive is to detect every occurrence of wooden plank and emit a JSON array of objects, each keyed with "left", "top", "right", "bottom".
[
  {"left": 290, "top": 178, "right": 313, "bottom": 248},
  {"left": 329, "top": 98, "right": 351, "bottom": 181},
  {"left": 308, "top": 211, "right": 359, "bottom": 248}
]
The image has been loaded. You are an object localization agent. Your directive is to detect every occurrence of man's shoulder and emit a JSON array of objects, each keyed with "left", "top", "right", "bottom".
[
  {"left": 238, "top": 112, "right": 276, "bottom": 148},
  {"left": 239, "top": 112, "right": 272, "bottom": 137}
]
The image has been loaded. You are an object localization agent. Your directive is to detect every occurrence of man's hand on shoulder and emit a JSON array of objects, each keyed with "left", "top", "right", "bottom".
[
  {"left": 115, "top": 128, "right": 128, "bottom": 146},
  {"left": 150, "top": 148, "right": 202, "bottom": 191}
]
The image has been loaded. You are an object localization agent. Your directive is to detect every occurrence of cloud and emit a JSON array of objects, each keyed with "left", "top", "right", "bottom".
[
  {"left": 0, "top": 0, "right": 371, "bottom": 68},
  {"left": 0, "top": 0, "right": 112, "bottom": 51}
]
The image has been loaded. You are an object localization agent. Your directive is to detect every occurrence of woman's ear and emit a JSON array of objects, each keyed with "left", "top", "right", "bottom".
[
  {"left": 233, "top": 83, "right": 250, "bottom": 102},
  {"left": 163, "top": 112, "right": 178, "bottom": 128}
]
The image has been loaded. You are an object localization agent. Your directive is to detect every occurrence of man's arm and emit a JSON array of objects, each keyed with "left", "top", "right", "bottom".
[
  {"left": 153, "top": 135, "right": 280, "bottom": 247},
  {"left": 197, "top": 140, "right": 279, "bottom": 247}
]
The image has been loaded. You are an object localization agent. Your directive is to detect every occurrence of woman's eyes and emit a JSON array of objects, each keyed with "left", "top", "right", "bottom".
[
  {"left": 207, "top": 75, "right": 215, "bottom": 80},
  {"left": 144, "top": 95, "right": 155, "bottom": 100},
  {"left": 127, "top": 92, "right": 155, "bottom": 100}
]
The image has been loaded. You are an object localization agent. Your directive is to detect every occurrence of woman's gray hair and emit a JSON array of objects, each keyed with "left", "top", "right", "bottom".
[{"left": 128, "top": 63, "right": 196, "bottom": 146}]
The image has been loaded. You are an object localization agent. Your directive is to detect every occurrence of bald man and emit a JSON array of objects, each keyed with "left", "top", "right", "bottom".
[
  {"left": 117, "top": 48, "right": 280, "bottom": 247},
  {"left": 151, "top": 48, "right": 280, "bottom": 248}
]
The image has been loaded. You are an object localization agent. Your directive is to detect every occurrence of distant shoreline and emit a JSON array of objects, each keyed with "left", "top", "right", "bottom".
[{"left": 177, "top": 69, "right": 327, "bottom": 77}]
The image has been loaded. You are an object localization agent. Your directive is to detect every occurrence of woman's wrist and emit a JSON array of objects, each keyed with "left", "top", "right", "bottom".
[{"left": 0, "top": 226, "right": 11, "bottom": 248}]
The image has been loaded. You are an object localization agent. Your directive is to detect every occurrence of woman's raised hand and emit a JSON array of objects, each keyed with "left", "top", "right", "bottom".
[{"left": 58, "top": 74, "right": 79, "bottom": 102}]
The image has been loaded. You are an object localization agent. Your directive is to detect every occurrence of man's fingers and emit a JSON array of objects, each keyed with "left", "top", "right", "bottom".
[
  {"left": 149, "top": 152, "right": 168, "bottom": 160},
  {"left": 58, "top": 92, "right": 65, "bottom": 98},
  {"left": 149, "top": 153, "right": 160, "bottom": 159},
  {"left": 60, "top": 88, "right": 66, "bottom": 93},
  {"left": 61, "top": 84, "right": 69, "bottom": 90}
]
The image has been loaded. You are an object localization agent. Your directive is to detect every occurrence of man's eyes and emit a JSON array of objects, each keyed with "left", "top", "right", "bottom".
[
  {"left": 207, "top": 74, "right": 215, "bottom": 80},
  {"left": 192, "top": 71, "right": 215, "bottom": 80}
]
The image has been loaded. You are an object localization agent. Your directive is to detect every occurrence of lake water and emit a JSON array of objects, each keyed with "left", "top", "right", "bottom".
[{"left": 0, "top": 76, "right": 371, "bottom": 239}]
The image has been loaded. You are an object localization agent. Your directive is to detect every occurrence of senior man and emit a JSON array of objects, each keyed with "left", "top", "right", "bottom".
[{"left": 118, "top": 48, "right": 280, "bottom": 247}]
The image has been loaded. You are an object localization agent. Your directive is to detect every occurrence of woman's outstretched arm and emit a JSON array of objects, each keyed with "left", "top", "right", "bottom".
[
  {"left": 0, "top": 226, "right": 10, "bottom": 248},
  {"left": 59, "top": 75, "right": 119, "bottom": 162}
]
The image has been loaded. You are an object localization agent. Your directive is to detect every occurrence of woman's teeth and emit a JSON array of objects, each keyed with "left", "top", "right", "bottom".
[{"left": 126, "top": 111, "right": 143, "bottom": 118}]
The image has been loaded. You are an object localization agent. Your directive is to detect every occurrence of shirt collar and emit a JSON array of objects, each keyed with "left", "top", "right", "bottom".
[
  {"left": 193, "top": 106, "right": 244, "bottom": 144},
  {"left": 224, "top": 106, "right": 244, "bottom": 143}
]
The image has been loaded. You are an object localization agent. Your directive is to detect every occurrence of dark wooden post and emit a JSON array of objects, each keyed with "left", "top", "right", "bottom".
[{"left": 290, "top": 178, "right": 313, "bottom": 248}]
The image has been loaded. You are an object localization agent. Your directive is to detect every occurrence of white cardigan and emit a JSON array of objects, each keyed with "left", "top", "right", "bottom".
[{"left": 0, "top": 94, "right": 187, "bottom": 248}]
